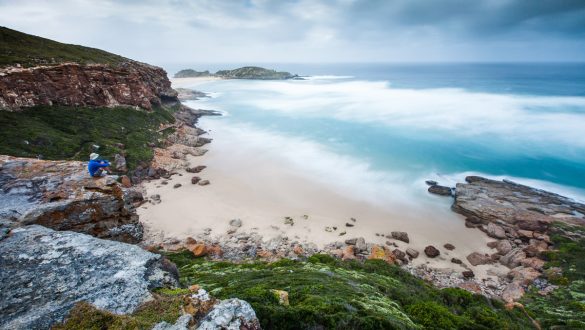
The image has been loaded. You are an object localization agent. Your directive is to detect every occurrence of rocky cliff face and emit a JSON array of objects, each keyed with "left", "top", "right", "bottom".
[
  {"left": 0, "top": 225, "right": 179, "bottom": 329},
  {"left": 0, "top": 155, "right": 144, "bottom": 243},
  {"left": 0, "top": 61, "right": 178, "bottom": 111}
]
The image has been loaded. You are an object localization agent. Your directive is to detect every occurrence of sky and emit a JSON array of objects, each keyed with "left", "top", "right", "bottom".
[{"left": 1, "top": 0, "right": 584, "bottom": 67}]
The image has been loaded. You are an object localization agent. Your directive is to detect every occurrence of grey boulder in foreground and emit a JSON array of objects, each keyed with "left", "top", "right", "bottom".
[{"left": 0, "top": 225, "right": 178, "bottom": 330}]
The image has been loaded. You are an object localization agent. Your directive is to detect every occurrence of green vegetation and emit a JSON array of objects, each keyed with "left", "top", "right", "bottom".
[
  {"left": 166, "top": 251, "right": 533, "bottom": 329},
  {"left": 0, "top": 26, "right": 126, "bottom": 68},
  {"left": 174, "top": 66, "right": 296, "bottom": 79},
  {"left": 522, "top": 222, "right": 585, "bottom": 328},
  {"left": 0, "top": 104, "right": 178, "bottom": 170},
  {"left": 174, "top": 69, "right": 212, "bottom": 78},
  {"left": 53, "top": 293, "right": 184, "bottom": 330}
]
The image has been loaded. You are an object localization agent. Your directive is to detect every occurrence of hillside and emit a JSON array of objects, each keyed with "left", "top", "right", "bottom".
[
  {"left": 174, "top": 66, "right": 297, "bottom": 80},
  {"left": 0, "top": 26, "right": 127, "bottom": 68}
]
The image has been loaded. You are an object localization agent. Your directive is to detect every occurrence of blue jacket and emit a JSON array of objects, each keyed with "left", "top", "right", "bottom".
[{"left": 88, "top": 159, "right": 110, "bottom": 177}]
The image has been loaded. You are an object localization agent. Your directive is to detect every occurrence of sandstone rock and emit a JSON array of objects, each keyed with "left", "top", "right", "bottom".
[
  {"left": 507, "top": 266, "right": 541, "bottom": 285},
  {"left": 120, "top": 175, "right": 132, "bottom": 188},
  {"left": 342, "top": 245, "right": 356, "bottom": 260},
  {"left": 0, "top": 62, "right": 177, "bottom": 111},
  {"left": 520, "top": 257, "right": 545, "bottom": 271},
  {"left": 391, "top": 231, "right": 410, "bottom": 243},
  {"left": 517, "top": 229, "right": 534, "bottom": 239},
  {"left": 502, "top": 282, "right": 525, "bottom": 303},
  {"left": 207, "top": 245, "right": 223, "bottom": 257},
  {"left": 406, "top": 248, "right": 419, "bottom": 259},
  {"left": 188, "top": 243, "right": 208, "bottom": 257},
  {"left": 191, "top": 176, "right": 201, "bottom": 184},
  {"left": 443, "top": 243, "right": 455, "bottom": 250},
  {"left": 496, "top": 240, "right": 513, "bottom": 255},
  {"left": 424, "top": 245, "right": 440, "bottom": 258},
  {"left": 197, "top": 299, "right": 261, "bottom": 330},
  {"left": 198, "top": 180, "right": 210, "bottom": 186},
  {"left": 114, "top": 154, "right": 127, "bottom": 172},
  {"left": 368, "top": 245, "right": 396, "bottom": 264},
  {"left": 487, "top": 222, "right": 507, "bottom": 239},
  {"left": 0, "top": 225, "right": 178, "bottom": 329},
  {"left": 0, "top": 156, "right": 143, "bottom": 243},
  {"left": 428, "top": 185, "right": 453, "bottom": 196},
  {"left": 466, "top": 252, "right": 492, "bottom": 266},
  {"left": 500, "top": 248, "right": 527, "bottom": 268}
]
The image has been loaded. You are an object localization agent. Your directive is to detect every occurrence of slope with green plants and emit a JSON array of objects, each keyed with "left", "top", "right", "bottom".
[
  {"left": 0, "top": 104, "right": 178, "bottom": 170},
  {"left": 0, "top": 26, "right": 127, "bottom": 68},
  {"left": 166, "top": 252, "right": 534, "bottom": 329}
]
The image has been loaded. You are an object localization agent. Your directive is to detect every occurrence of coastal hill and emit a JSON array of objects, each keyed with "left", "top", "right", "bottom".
[{"left": 174, "top": 66, "right": 298, "bottom": 80}]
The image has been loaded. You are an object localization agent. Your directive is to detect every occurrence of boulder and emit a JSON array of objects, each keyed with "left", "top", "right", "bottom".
[
  {"left": 428, "top": 185, "right": 452, "bottom": 196},
  {"left": 520, "top": 257, "right": 545, "bottom": 271},
  {"left": 462, "top": 270, "right": 475, "bottom": 278},
  {"left": 229, "top": 218, "right": 243, "bottom": 227},
  {"left": 425, "top": 180, "right": 438, "bottom": 186},
  {"left": 368, "top": 245, "right": 396, "bottom": 265},
  {"left": 188, "top": 244, "right": 208, "bottom": 257},
  {"left": 500, "top": 248, "right": 527, "bottom": 268},
  {"left": 502, "top": 282, "right": 525, "bottom": 303},
  {"left": 495, "top": 240, "right": 513, "bottom": 255},
  {"left": 0, "top": 156, "right": 143, "bottom": 243},
  {"left": 451, "top": 258, "right": 463, "bottom": 264},
  {"left": 342, "top": 245, "right": 356, "bottom": 260},
  {"left": 443, "top": 243, "right": 455, "bottom": 250},
  {"left": 173, "top": 183, "right": 182, "bottom": 189},
  {"left": 392, "top": 249, "right": 408, "bottom": 263},
  {"left": 507, "top": 266, "right": 541, "bottom": 285},
  {"left": 391, "top": 231, "right": 410, "bottom": 243},
  {"left": 0, "top": 225, "right": 178, "bottom": 329},
  {"left": 486, "top": 223, "right": 506, "bottom": 239},
  {"left": 355, "top": 237, "right": 367, "bottom": 252},
  {"left": 186, "top": 165, "right": 207, "bottom": 173},
  {"left": 198, "top": 180, "right": 210, "bottom": 186},
  {"left": 466, "top": 252, "right": 492, "bottom": 266},
  {"left": 120, "top": 175, "right": 132, "bottom": 188},
  {"left": 345, "top": 238, "right": 357, "bottom": 245},
  {"left": 191, "top": 176, "right": 201, "bottom": 184},
  {"left": 424, "top": 245, "right": 440, "bottom": 258},
  {"left": 406, "top": 248, "right": 419, "bottom": 259},
  {"left": 197, "top": 299, "right": 261, "bottom": 330},
  {"left": 114, "top": 153, "right": 127, "bottom": 172}
]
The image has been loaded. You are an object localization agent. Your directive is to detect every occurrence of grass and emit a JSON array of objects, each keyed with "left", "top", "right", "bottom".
[
  {"left": 166, "top": 251, "right": 533, "bottom": 330},
  {"left": 1, "top": 26, "right": 126, "bottom": 68},
  {"left": 0, "top": 104, "right": 178, "bottom": 170},
  {"left": 53, "top": 293, "right": 184, "bottom": 330},
  {"left": 521, "top": 222, "right": 585, "bottom": 328}
]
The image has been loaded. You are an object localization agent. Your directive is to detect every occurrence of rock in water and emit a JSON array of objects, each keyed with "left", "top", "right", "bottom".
[
  {"left": 0, "top": 225, "right": 178, "bottom": 329},
  {"left": 424, "top": 245, "right": 440, "bottom": 258},
  {"left": 197, "top": 299, "right": 261, "bottom": 330},
  {"left": 428, "top": 185, "right": 453, "bottom": 196}
]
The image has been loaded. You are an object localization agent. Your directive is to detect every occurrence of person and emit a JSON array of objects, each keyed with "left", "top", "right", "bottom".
[{"left": 88, "top": 153, "right": 111, "bottom": 177}]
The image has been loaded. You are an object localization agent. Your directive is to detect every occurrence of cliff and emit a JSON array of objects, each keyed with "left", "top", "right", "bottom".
[{"left": 0, "top": 27, "right": 177, "bottom": 111}]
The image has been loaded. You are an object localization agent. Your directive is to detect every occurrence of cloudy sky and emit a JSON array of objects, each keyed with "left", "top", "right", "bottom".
[{"left": 1, "top": 0, "right": 584, "bottom": 67}]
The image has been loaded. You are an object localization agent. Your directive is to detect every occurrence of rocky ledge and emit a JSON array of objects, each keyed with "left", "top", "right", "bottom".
[
  {"left": 0, "top": 61, "right": 177, "bottom": 111},
  {"left": 430, "top": 175, "right": 585, "bottom": 302},
  {"left": 0, "top": 155, "right": 144, "bottom": 243},
  {"left": 0, "top": 225, "right": 179, "bottom": 329}
]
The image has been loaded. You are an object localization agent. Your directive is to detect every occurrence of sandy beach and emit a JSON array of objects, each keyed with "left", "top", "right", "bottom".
[{"left": 137, "top": 97, "right": 508, "bottom": 279}]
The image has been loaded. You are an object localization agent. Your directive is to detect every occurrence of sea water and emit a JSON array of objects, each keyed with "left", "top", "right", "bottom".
[{"left": 173, "top": 63, "right": 585, "bottom": 208}]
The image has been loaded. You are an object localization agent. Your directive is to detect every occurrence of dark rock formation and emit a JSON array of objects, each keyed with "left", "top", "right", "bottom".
[
  {"left": 0, "top": 225, "right": 178, "bottom": 329},
  {"left": 0, "top": 61, "right": 177, "bottom": 111},
  {"left": 0, "top": 155, "right": 143, "bottom": 243},
  {"left": 391, "top": 231, "right": 410, "bottom": 243},
  {"left": 424, "top": 245, "right": 440, "bottom": 258},
  {"left": 428, "top": 185, "right": 453, "bottom": 196}
]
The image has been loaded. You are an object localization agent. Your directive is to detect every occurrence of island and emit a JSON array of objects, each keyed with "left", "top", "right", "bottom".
[{"left": 174, "top": 66, "right": 299, "bottom": 80}]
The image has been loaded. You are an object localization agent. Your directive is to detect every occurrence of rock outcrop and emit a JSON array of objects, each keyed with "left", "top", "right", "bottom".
[
  {"left": 0, "top": 61, "right": 177, "bottom": 111},
  {"left": 0, "top": 225, "right": 178, "bottom": 329},
  {"left": 0, "top": 155, "right": 144, "bottom": 243}
]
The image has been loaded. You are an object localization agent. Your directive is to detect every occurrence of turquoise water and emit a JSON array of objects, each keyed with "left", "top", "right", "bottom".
[{"left": 175, "top": 63, "right": 585, "bottom": 200}]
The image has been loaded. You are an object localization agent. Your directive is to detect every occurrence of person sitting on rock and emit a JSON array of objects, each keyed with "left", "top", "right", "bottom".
[{"left": 88, "top": 153, "right": 111, "bottom": 177}]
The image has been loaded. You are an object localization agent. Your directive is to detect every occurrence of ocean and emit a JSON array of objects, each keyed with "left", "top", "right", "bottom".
[{"left": 172, "top": 63, "right": 585, "bottom": 207}]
